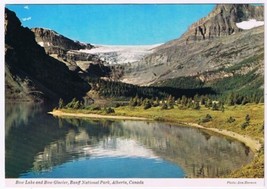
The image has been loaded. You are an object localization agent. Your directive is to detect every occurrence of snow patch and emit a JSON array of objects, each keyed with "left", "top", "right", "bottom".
[
  {"left": 78, "top": 44, "right": 162, "bottom": 64},
  {"left": 38, "top": 42, "right": 44, "bottom": 47},
  {"left": 236, "top": 19, "right": 264, "bottom": 30},
  {"left": 37, "top": 41, "right": 52, "bottom": 47}
]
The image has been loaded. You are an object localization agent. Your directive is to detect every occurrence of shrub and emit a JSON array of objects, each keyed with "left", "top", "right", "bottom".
[
  {"left": 227, "top": 116, "right": 236, "bottom": 123},
  {"left": 201, "top": 114, "right": 212, "bottom": 123},
  {"left": 86, "top": 105, "right": 101, "bottom": 111},
  {"left": 91, "top": 106, "right": 101, "bottom": 111},
  {"left": 211, "top": 102, "right": 219, "bottom": 111},
  {"left": 144, "top": 103, "right": 152, "bottom": 110},
  {"left": 84, "top": 106, "right": 92, "bottom": 110},
  {"left": 259, "top": 123, "right": 264, "bottom": 133},
  {"left": 245, "top": 114, "right": 250, "bottom": 122},
  {"left": 241, "top": 122, "right": 249, "bottom": 129},
  {"left": 105, "top": 107, "right": 115, "bottom": 114},
  {"left": 241, "top": 114, "right": 251, "bottom": 129},
  {"left": 114, "top": 103, "right": 121, "bottom": 108}
]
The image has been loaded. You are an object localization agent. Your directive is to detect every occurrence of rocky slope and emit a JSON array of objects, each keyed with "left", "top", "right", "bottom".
[
  {"left": 182, "top": 4, "right": 263, "bottom": 42},
  {"left": 32, "top": 28, "right": 112, "bottom": 78},
  {"left": 121, "top": 4, "right": 264, "bottom": 92},
  {"left": 5, "top": 8, "right": 90, "bottom": 102}
]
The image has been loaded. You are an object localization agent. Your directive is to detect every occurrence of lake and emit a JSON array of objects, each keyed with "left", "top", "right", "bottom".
[{"left": 5, "top": 103, "right": 253, "bottom": 178}]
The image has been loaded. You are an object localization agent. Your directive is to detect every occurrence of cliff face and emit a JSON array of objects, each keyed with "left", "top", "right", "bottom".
[
  {"left": 5, "top": 8, "right": 90, "bottom": 102},
  {"left": 31, "top": 28, "right": 112, "bottom": 78},
  {"left": 183, "top": 4, "right": 264, "bottom": 42},
  {"left": 32, "top": 28, "right": 93, "bottom": 50},
  {"left": 121, "top": 4, "right": 264, "bottom": 90}
]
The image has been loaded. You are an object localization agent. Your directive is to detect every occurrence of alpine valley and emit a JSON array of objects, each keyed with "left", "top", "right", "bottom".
[
  {"left": 5, "top": 4, "right": 264, "bottom": 103},
  {"left": 4, "top": 4, "right": 265, "bottom": 179}
]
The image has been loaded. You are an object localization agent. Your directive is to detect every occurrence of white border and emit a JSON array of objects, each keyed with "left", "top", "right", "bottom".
[{"left": 1, "top": 0, "right": 266, "bottom": 189}]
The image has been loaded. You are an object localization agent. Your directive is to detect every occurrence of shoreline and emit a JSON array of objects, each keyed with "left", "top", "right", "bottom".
[
  {"left": 49, "top": 110, "right": 151, "bottom": 121},
  {"left": 49, "top": 110, "right": 262, "bottom": 153},
  {"left": 182, "top": 122, "right": 262, "bottom": 153}
]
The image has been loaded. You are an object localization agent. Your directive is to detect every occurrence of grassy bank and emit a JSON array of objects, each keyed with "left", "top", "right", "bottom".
[
  {"left": 115, "top": 103, "right": 264, "bottom": 141},
  {"left": 53, "top": 103, "right": 264, "bottom": 178}
]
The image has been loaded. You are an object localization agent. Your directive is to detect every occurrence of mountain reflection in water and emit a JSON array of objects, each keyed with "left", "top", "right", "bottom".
[{"left": 5, "top": 103, "right": 253, "bottom": 178}]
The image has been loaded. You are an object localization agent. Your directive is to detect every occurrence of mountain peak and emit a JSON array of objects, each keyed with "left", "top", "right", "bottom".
[
  {"left": 32, "top": 27, "right": 93, "bottom": 50},
  {"left": 183, "top": 4, "right": 264, "bottom": 43}
]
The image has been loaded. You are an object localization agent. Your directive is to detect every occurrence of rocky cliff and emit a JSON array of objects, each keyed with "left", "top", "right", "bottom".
[
  {"left": 5, "top": 8, "right": 90, "bottom": 102},
  {"left": 32, "top": 28, "right": 112, "bottom": 78},
  {"left": 183, "top": 4, "right": 264, "bottom": 43},
  {"left": 32, "top": 28, "right": 93, "bottom": 50},
  {"left": 121, "top": 4, "right": 264, "bottom": 93}
]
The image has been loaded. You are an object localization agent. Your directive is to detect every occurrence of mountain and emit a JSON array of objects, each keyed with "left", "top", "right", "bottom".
[
  {"left": 31, "top": 28, "right": 161, "bottom": 78},
  {"left": 5, "top": 8, "right": 90, "bottom": 102},
  {"left": 5, "top": 4, "right": 264, "bottom": 102},
  {"left": 31, "top": 28, "right": 113, "bottom": 78},
  {"left": 181, "top": 4, "right": 263, "bottom": 42},
  {"left": 120, "top": 4, "right": 264, "bottom": 97}
]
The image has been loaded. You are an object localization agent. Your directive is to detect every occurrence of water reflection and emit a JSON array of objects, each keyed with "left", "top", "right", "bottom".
[
  {"left": 5, "top": 103, "right": 41, "bottom": 137},
  {"left": 5, "top": 104, "right": 253, "bottom": 178},
  {"left": 28, "top": 119, "right": 253, "bottom": 178}
]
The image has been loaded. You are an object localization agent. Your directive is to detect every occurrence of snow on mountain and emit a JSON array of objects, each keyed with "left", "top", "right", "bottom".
[
  {"left": 236, "top": 19, "right": 264, "bottom": 30},
  {"left": 78, "top": 44, "right": 162, "bottom": 64}
]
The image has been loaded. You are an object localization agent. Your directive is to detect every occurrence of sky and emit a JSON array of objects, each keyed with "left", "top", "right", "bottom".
[{"left": 6, "top": 4, "right": 215, "bottom": 45}]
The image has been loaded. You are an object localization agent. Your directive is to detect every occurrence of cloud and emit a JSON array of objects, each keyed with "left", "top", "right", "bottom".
[
  {"left": 24, "top": 5, "right": 29, "bottom": 9},
  {"left": 22, "top": 17, "right": 32, "bottom": 21}
]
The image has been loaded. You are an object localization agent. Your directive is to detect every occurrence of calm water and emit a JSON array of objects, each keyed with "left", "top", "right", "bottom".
[{"left": 5, "top": 103, "right": 253, "bottom": 178}]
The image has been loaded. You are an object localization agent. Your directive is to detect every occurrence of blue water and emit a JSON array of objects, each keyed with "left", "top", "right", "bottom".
[
  {"left": 6, "top": 103, "right": 253, "bottom": 178},
  {"left": 20, "top": 157, "right": 185, "bottom": 178}
]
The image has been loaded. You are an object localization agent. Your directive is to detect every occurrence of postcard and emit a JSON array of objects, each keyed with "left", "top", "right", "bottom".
[{"left": 2, "top": 1, "right": 265, "bottom": 188}]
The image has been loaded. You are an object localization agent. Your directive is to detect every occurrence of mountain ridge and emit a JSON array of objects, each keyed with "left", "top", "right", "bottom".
[
  {"left": 120, "top": 3, "right": 264, "bottom": 97},
  {"left": 5, "top": 4, "right": 264, "bottom": 102},
  {"left": 5, "top": 8, "right": 90, "bottom": 102}
]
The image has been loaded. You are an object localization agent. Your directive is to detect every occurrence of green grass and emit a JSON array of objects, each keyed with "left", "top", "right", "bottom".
[
  {"left": 114, "top": 104, "right": 264, "bottom": 140},
  {"left": 58, "top": 103, "right": 264, "bottom": 178}
]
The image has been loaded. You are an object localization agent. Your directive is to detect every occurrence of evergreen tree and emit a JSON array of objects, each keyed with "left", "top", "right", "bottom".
[
  {"left": 161, "top": 101, "right": 168, "bottom": 110},
  {"left": 143, "top": 98, "right": 152, "bottom": 110},
  {"left": 211, "top": 102, "right": 219, "bottom": 111},
  {"left": 167, "top": 95, "right": 175, "bottom": 108},
  {"left": 219, "top": 101, "right": 225, "bottom": 112},
  {"left": 58, "top": 98, "right": 64, "bottom": 109},
  {"left": 259, "top": 96, "right": 264, "bottom": 103},
  {"left": 206, "top": 98, "right": 213, "bottom": 108},
  {"left": 227, "top": 93, "right": 236, "bottom": 106},
  {"left": 66, "top": 98, "right": 78, "bottom": 108},
  {"left": 193, "top": 94, "right": 199, "bottom": 102},
  {"left": 241, "top": 97, "right": 248, "bottom": 105},
  {"left": 193, "top": 101, "right": 200, "bottom": 110},
  {"left": 154, "top": 97, "right": 160, "bottom": 107},
  {"left": 187, "top": 99, "right": 193, "bottom": 108},
  {"left": 73, "top": 100, "right": 80, "bottom": 109},
  {"left": 200, "top": 95, "right": 206, "bottom": 105},
  {"left": 181, "top": 95, "right": 188, "bottom": 106},
  {"left": 137, "top": 97, "right": 143, "bottom": 106}
]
